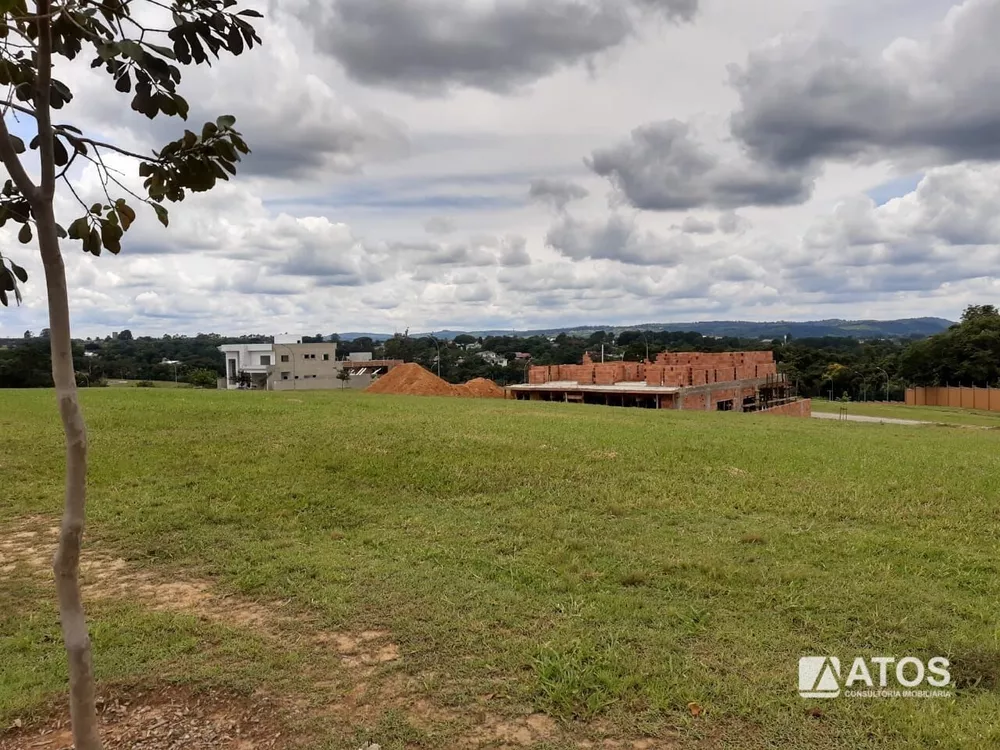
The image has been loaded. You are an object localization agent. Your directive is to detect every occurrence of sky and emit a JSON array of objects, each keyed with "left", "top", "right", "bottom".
[{"left": 3, "top": 0, "right": 1000, "bottom": 337}]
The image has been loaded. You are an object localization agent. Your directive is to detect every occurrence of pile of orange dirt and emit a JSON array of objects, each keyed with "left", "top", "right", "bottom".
[
  {"left": 457, "top": 377, "right": 506, "bottom": 399},
  {"left": 366, "top": 363, "right": 505, "bottom": 399}
]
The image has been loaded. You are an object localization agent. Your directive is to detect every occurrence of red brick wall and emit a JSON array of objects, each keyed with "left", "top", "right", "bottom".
[
  {"left": 528, "top": 350, "right": 779, "bottom": 388},
  {"left": 759, "top": 399, "right": 812, "bottom": 418}
]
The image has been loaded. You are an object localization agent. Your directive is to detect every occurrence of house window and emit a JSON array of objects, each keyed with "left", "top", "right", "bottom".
[
  {"left": 281, "top": 355, "right": 289, "bottom": 363},
  {"left": 323, "top": 354, "right": 330, "bottom": 361},
  {"left": 281, "top": 372, "right": 290, "bottom": 381},
  {"left": 260, "top": 355, "right": 271, "bottom": 366}
]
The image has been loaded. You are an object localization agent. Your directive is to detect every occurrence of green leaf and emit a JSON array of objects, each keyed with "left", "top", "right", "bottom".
[
  {"left": 68, "top": 216, "right": 90, "bottom": 240},
  {"left": 144, "top": 42, "right": 176, "bottom": 60},
  {"left": 0, "top": 267, "right": 13, "bottom": 291},
  {"left": 115, "top": 202, "right": 136, "bottom": 231},
  {"left": 53, "top": 137, "right": 68, "bottom": 167},
  {"left": 216, "top": 114, "right": 236, "bottom": 130},
  {"left": 90, "top": 203, "right": 103, "bottom": 215},
  {"left": 101, "top": 219, "right": 123, "bottom": 254},
  {"left": 55, "top": 223, "right": 67, "bottom": 239},
  {"left": 115, "top": 70, "right": 131, "bottom": 93},
  {"left": 174, "top": 94, "right": 190, "bottom": 120},
  {"left": 237, "top": 9, "right": 264, "bottom": 17},
  {"left": 9, "top": 262, "right": 27, "bottom": 283},
  {"left": 84, "top": 227, "right": 102, "bottom": 256},
  {"left": 0, "top": 288, "right": 7, "bottom": 307},
  {"left": 8, "top": 134, "right": 25, "bottom": 154},
  {"left": 17, "top": 223, "right": 31, "bottom": 244},
  {"left": 152, "top": 203, "right": 169, "bottom": 228}
]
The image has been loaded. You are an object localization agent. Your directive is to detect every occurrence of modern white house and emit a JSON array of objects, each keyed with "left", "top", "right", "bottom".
[
  {"left": 218, "top": 343, "right": 276, "bottom": 388},
  {"left": 219, "top": 334, "right": 350, "bottom": 390}
]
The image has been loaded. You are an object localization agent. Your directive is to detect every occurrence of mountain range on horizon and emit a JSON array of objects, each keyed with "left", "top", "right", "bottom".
[{"left": 335, "top": 317, "right": 955, "bottom": 342}]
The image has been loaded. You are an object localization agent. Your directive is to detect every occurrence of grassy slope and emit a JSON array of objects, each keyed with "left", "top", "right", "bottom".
[
  {"left": 2, "top": 389, "right": 999, "bottom": 748},
  {"left": 811, "top": 399, "right": 1000, "bottom": 427}
]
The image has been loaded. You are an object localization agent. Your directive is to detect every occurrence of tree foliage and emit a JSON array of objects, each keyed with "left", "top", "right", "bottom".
[
  {"left": 898, "top": 305, "right": 1000, "bottom": 387},
  {"left": 0, "top": 0, "right": 262, "bottom": 300}
]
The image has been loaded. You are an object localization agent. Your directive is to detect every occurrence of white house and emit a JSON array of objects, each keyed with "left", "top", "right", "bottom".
[
  {"left": 478, "top": 351, "right": 508, "bottom": 367},
  {"left": 218, "top": 343, "right": 276, "bottom": 388}
]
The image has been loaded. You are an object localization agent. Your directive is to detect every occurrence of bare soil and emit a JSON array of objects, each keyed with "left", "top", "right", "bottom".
[
  {"left": 366, "top": 364, "right": 505, "bottom": 399},
  {"left": 2, "top": 516, "right": 672, "bottom": 749}
]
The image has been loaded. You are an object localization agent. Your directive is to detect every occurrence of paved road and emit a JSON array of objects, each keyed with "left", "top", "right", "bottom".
[{"left": 811, "top": 411, "right": 931, "bottom": 426}]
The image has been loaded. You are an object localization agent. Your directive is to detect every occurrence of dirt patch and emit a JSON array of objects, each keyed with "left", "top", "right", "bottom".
[
  {"left": 465, "top": 712, "right": 558, "bottom": 747},
  {"left": 1, "top": 518, "right": 398, "bottom": 672},
  {"left": 366, "top": 363, "right": 504, "bottom": 399},
  {"left": 0, "top": 686, "right": 294, "bottom": 750},
  {"left": 3, "top": 517, "right": 670, "bottom": 749}
]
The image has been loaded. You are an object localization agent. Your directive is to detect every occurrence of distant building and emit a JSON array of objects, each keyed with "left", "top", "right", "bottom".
[
  {"left": 510, "top": 350, "right": 809, "bottom": 416},
  {"left": 479, "top": 351, "right": 508, "bottom": 367},
  {"left": 513, "top": 352, "right": 531, "bottom": 360},
  {"left": 219, "top": 337, "right": 342, "bottom": 390}
]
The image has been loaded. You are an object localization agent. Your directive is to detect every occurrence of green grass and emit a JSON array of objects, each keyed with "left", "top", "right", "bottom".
[
  {"left": 812, "top": 398, "right": 1000, "bottom": 427},
  {"left": 104, "top": 379, "right": 193, "bottom": 388},
  {"left": 2, "top": 389, "right": 1000, "bottom": 748}
]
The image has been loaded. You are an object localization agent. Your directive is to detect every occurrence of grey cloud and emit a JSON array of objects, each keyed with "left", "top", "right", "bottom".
[
  {"left": 729, "top": 0, "right": 1000, "bottom": 168},
  {"left": 678, "top": 216, "right": 716, "bottom": 234},
  {"left": 296, "top": 0, "right": 698, "bottom": 94},
  {"left": 587, "top": 120, "right": 813, "bottom": 211},
  {"left": 498, "top": 235, "right": 532, "bottom": 267},
  {"left": 529, "top": 178, "right": 590, "bottom": 211},
  {"left": 545, "top": 214, "right": 696, "bottom": 266},
  {"left": 718, "top": 212, "right": 751, "bottom": 234},
  {"left": 424, "top": 216, "right": 457, "bottom": 236}
]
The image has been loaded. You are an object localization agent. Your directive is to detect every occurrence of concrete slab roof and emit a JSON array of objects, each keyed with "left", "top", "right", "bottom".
[{"left": 508, "top": 382, "right": 681, "bottom": 394}]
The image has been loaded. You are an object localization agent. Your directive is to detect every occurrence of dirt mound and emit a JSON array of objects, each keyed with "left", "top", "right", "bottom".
[
  {"left": 458, "top": 377, "right": 506, "bottom": 399},
  {"left": 366, "top": 363, "right": 505, "bottom": 399},
  {"left": 366, "top": 363, "right": 456, "bottom": 397}
]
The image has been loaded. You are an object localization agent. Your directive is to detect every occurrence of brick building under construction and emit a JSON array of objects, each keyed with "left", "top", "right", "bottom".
[{"left": 508, "top": 351, "right": 810, "bottom": 416}]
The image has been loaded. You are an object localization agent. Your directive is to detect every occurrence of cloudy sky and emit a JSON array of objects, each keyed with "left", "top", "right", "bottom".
[{"left": 3, "top": 0, "right": 1000, "bottom": 337}]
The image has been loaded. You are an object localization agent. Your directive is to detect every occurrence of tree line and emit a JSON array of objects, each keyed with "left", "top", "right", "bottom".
[{"left": 2, "top": 305, "right": 998, "bottom": 396}]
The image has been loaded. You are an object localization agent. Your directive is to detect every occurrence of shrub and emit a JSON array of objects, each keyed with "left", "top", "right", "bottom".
[
  {"left": 135, "top": 380, "right": 156, "bottom": 388},
  {"left": 187, "top": 368, "right": 220, "bottom": 389}
]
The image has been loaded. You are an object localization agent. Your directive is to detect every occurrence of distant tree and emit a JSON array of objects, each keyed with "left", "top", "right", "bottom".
[
  {"left": 117, "top": 329, "right": 133, "bottom": 341},
  {"left": 23, "top": 329, "right": 32, "bottom": 338},
  {"left": 39, "top": 327, "right": 50, "bottom": 338},
  {"left": 186, "top": 368, "right": 218, "bottom": 389},
  {"left": 454, "top": 333, "right": 477, "bottom": 347},
  {"left": 900, "top": 304, "right": 1000, "bottom": 386},
  {"left": 0, "top": 3, "right": 262, "bottom": 748},
  {"left": 961, "top": 304, "right": 999, "bottom": 323},
  {"left": 337, "top": 368, "right": 352, "bottom": 389}
]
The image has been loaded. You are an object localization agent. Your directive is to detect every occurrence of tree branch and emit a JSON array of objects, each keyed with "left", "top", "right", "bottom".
[
  {"left": 35, "top": 0, "right": 57, "bottom": 200},
  {"left": 2, "top": 100, "right": 38, "bottom": 119},
  {"left": 52, "top": 128, "right": 158, "bottom": 162},
  {"left": 0, "top": 115, "right": 40, "bottom": 200}
]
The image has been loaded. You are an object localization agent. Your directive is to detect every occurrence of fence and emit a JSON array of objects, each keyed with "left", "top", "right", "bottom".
[{"left": 906, "top": 386, "right": 1000, "bottom": 412}]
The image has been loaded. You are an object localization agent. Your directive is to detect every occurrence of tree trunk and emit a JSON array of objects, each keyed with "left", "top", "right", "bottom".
[{"left": 35, "top": 200, "right": 103, "bottom": 750}]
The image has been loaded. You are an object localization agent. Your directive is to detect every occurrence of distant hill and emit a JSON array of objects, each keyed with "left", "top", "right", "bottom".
[{"left": 336, "top": 318, "right": 953, "bottom": 342}]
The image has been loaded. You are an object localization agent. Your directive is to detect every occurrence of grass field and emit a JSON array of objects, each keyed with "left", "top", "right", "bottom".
[
  {"left": 811, "top": 398, "right": 1000, "bottom": 427},
  {"left": 105, "top": 379, "right": 193, "bottom": 388},
  {"left": 2, "top": 389, "right": 999, "bottom": 749}
]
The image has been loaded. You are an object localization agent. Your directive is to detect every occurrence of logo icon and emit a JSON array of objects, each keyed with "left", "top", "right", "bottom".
[{"left": 799, "top": 656, "right": 841, "bottom": 698}]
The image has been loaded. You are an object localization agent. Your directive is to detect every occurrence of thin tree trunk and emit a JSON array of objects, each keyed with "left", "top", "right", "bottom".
[{"left": 35, "top": 200, "right": 103, "bottom": 750}]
